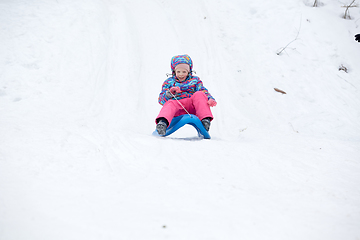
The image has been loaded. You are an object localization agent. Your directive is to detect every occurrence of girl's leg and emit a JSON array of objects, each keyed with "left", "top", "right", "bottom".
[
  {"left": 156, "top": 99, "right": 189, "bottom": 124},
  {"left": 191, "top": 91, "right": 213, "bottom": 121}
]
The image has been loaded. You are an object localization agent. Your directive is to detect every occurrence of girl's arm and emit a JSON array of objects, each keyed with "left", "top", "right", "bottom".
[
  {"left": 196, "top": 78, "right": 215, "bottom": 101},
  {"left": 158, "top": 78, "right": 174, "bottom": 105}
]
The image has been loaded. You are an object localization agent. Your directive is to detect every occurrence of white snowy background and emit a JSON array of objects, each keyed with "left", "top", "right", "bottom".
[{"left": 1, "top": 0, "right": 360, "bottom": 239}]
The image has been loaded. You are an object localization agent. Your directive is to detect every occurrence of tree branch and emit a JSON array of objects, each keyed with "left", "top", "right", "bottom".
[{"left": 277, "top": 17, "right": 302, "bottom": 55}]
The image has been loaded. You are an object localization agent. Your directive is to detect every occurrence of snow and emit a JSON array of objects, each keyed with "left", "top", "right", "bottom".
[{"left": 1, "top": 0, "right": 360, "bottom": 239}]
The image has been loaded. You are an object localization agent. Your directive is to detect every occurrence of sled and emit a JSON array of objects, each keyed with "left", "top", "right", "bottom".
[{"left": 152, "top": 114, "right": 211, "bottom": 139}]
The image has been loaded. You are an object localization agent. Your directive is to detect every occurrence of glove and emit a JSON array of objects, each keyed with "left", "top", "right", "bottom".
[
  {"left": 170, "top": 87, "right": 181, "bottom": 94},
  {"left": 355, "top": 34, "right": 360, "bottom": 42},
  {"left": 208, "top": 99, "right": 217, "bottom": 107},
  {"left": 166, "top": 87, "right": 181, "bottom": 99}
]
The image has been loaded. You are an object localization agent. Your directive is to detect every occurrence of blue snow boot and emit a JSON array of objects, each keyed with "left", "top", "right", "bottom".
[{"left": 201, "top": 118, "right": 211, "bottom": 132}]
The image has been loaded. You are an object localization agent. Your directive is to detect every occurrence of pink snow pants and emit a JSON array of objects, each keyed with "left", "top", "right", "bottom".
[{"left": 156, "top": 91, "right": 213, "bottom": 125}]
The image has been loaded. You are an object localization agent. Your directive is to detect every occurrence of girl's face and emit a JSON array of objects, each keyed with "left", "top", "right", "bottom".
[{"left": 175, "top": 69, "right": 189, "bottom": 82}]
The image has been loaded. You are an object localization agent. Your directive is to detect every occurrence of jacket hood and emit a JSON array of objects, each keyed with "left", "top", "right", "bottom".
[{"left": 171, "top": 54, "right": 193, "bottom": 72}]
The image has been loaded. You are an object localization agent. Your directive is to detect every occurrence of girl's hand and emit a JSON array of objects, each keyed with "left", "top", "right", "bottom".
[
  {"left": 170, "top": 87, "right": 181, "bottom": 94},
  {"left": 166, "top": 87, "right": 181, "bottom": 99},
  {"left": 208, "top": 99, "right": 217, "bottom": 107}
]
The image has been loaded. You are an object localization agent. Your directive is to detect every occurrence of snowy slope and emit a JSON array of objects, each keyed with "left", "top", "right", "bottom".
[{"left": 1, "top": 0, "right": 360, "bottom": 239}]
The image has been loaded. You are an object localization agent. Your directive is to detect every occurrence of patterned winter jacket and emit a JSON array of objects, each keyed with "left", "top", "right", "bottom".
[{"left": 158, "top": 75, "right": 215, "bottom": 106}]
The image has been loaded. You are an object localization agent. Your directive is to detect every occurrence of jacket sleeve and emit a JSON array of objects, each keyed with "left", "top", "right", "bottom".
[
  {"left": 195, "top": 77, "right": 215, "bottom": 101},
  {"left": 158, "top": 78, "right": 174, "bottom": 105}
]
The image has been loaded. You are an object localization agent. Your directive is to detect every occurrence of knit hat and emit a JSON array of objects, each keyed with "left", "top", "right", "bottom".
[{"left": 171, "top": 54, "right": 193, "bottom": 72}]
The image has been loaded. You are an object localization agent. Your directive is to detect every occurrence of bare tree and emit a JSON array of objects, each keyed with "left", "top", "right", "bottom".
[{"left": 343, "top": 0, "right": 358, "bottom": 19}]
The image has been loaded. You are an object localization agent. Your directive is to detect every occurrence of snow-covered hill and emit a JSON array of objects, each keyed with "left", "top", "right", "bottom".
[{"left": 1, "top": 0, "right": 360, "bottom": 239}]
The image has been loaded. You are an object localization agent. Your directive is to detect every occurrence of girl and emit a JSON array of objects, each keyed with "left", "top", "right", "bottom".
[{"left": 155, "top": 54, "right": 217, "bottom": 136}]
